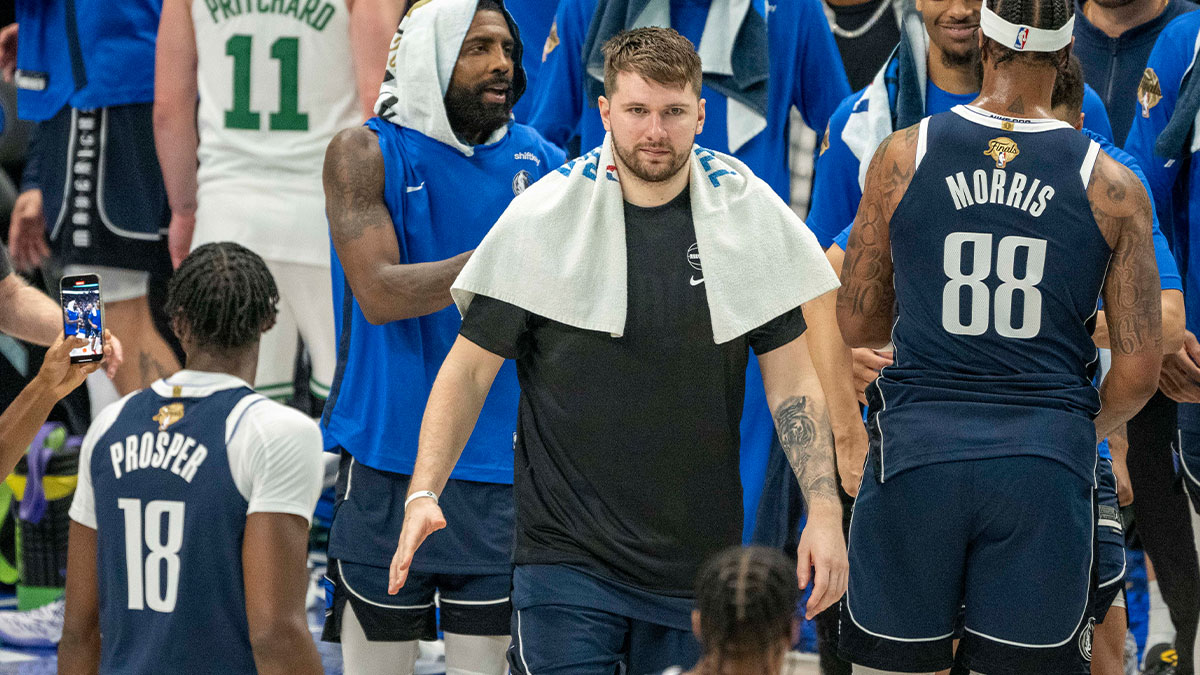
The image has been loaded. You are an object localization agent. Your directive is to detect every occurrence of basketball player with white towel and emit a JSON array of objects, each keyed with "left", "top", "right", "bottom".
[{"left": 153, "top": 0, "right": 398, "bottom": 402}]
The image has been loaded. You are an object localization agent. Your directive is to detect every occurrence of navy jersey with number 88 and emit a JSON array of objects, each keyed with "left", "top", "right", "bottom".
[{"left": 868, "top": 105, "right": 1111, "bottom": 484}]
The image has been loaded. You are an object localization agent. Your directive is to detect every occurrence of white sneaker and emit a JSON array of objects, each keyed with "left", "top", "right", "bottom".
[{"left": 0, "top": 598, "right": 65, "bottom": 648}]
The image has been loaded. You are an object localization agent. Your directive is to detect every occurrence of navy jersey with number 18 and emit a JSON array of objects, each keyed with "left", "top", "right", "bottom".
[{"left": 869, "top": 105, "right": 1111, "bottom": 485}]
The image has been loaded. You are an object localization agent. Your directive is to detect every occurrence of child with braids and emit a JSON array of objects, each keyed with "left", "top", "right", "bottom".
[{"left": 660, "top": 547, "right": 800, "bottom": 675}]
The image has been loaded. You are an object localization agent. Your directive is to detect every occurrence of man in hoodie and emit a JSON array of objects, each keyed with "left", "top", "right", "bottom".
[{"left": 319, "top": 1, "right": 564, "bottom": 673}]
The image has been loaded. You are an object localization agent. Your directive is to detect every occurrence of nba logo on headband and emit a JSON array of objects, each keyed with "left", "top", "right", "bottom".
[
  {"left": 1014, "top": 26, "right": 1029, "bottom": 49},
  {"left": 980, "top": 5, "right": 1074, "bottom": 52}
]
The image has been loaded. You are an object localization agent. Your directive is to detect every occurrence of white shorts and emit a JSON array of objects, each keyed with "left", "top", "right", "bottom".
[
  {"left": 62, "top": 265, "right": 148, "bottom": 303},
  {"left": 255, "top": 260, "right": 336, "bottom": 400}
]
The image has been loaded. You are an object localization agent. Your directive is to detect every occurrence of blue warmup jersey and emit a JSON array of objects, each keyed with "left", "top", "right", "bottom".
[
  {"left": 89, "top": 386, "right": 257, "bottom": 674},
  {"left": 870, "top": 106, "right": 1110, "bottom": 484},
  {"left": 64, "top": 310, "right": 79, "bottom": 336},
  {"left": 506, "top": 0, "right": 560, "bottom": 124},
  {"left": 322, "top": 119, "right": 565, "bottom": 481},
  {"left": 527, "top": 0, "right": 848, "bottom": 200},
  {"left": 14, "top": 0, "right": 160, "bottom": 121},
  {"left": 808, "top": 80, "right": 1114, "bottom": 249}
]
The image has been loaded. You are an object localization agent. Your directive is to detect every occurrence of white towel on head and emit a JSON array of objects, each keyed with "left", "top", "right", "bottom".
[
  {"left": 452, "top": 134, "right": 839, "bottom": 344},
  {"left": 373, "top": 0, "right": 506, "bottom": 156}
]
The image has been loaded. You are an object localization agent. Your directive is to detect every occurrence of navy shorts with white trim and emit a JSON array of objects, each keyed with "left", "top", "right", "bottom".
[
  {"left": 839, "top": 454, "right": 1095, "bottom": 675},
  {"left": 1094, "top": 457, "right": 1126, "bottom": 619}
]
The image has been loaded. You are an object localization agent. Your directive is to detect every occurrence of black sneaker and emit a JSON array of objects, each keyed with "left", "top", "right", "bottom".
[{"left": 1143, "top": 643, "right": 1179, "bottom": 675}]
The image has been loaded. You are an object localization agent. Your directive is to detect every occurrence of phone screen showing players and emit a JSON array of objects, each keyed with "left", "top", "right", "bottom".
[{"left": 61, "top": 281, "right": 103, "bottom": 361}]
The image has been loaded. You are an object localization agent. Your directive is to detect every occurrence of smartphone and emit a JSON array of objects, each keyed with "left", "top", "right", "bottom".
[{"left": 59, "top": 274, "right": 104, "bottom": 364}]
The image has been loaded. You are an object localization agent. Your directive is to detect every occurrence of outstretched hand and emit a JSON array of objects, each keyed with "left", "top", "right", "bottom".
[{"left": 387, "top": 498, "right": 446, "bottom": 594}]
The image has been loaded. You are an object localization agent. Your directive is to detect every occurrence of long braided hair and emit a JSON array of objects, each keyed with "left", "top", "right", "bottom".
[
  {"left": 983, "top": 0, "right": 1074, "bottom": 69},
  {"left": 693, "top": 546, "right": 798, "bottom": 672},
  {"left": 165, "top": 242, "right": 279, "bottom": 351}
]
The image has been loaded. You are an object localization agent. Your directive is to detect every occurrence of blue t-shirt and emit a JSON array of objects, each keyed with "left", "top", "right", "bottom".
[
  {"left": 14, "top": 0, "right": 160, "bottom": 121},
  {"left": 321, "top": 120, "right": 566, "bottom": 481},
  {"left": 526, "top": 0, "right": 849, "bottom": 201},
  {"left": 808, "top": 80, "right": 1115, "bottom": 249},
  {"left": 506, "top": 0, "right": 560, "bottom": 124},
  {"left": 831, "top": 126, "right": 1185, "bottom": 296}
]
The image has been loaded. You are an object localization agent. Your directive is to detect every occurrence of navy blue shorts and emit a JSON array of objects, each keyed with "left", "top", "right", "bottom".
[
  {"left": 323, "top": 449, "right": 514, "bottom": 642},
  {"left": 1094, "top": 457, "right": 1127, "bottom": 619},
  {"left": 38, "top": 104, "right": 170, "bottom": 272},
  {"left": 507, "top": 564, "right": 699, "bottom": 675},
  {"left": 840, "top": 455, "right": 1095, "bottom": 675}
]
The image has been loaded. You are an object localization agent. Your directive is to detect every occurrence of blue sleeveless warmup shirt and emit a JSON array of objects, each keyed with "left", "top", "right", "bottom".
[
  {"left": 89, "top": 386, "right": 257, "bottom": 674},
  {"left": 322, "top": 119, "right": 565, "bottom": 480},
  {"left": 870, "top": 105, "right": 1111, "bottom": 484}
]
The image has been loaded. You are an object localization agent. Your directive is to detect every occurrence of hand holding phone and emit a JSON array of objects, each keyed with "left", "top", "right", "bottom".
[{"left": 59, "top": 274, "right": 104, "bottom": 364}]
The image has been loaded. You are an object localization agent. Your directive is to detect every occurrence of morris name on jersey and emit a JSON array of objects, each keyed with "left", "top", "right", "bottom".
[
  {"left": 200, "top": 0, "right": 338, "bottom": 30},
  {"left": 945, "top": 168, "right": 1056, "bottom": 216}
]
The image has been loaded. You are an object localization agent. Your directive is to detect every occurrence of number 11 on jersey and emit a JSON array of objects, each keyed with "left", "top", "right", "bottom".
[{"left": 224, "top": 34, "right": 309, "bottom": 132}]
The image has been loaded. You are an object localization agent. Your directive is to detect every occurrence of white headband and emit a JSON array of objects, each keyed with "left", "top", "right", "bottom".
[{"left": 979, "top": 4, "right": 1074, "bottom": 52}]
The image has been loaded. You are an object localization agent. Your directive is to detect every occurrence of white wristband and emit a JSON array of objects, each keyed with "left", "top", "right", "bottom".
[{"left": 404, "top": 491, "right": 438, "bottom": 508}]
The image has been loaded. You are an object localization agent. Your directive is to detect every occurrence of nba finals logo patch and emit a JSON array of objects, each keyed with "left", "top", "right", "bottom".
[
  {"left": 1014, "top": 26, "right": 1029, "bottom": 49},
  {"left": 153, "top": 403, "right": 185, "bottom": 431},
  {"left": 984, "top": 137, "right": 1020, "bottom": 168},
  {"left": 1138, "top": 68, "right": 1162, "bottom": 118},
  {"left": 512, "top": 170, "right": 531, "bottom": 195},
  {"left": 543, "top": 21, "right": 559, "bottom": 63}
]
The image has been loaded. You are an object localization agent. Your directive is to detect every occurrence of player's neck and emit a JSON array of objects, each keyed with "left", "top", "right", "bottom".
[
  {"left": 927, "top": 45, "right": 981, "bottom": 96},
  {"left": 616, "top": 156, "right": 691, "bottom": 208},
  {"left": 183, "top": 346, "right": 261, "bottom": 387},
  {"left": 1082, "top": 0, "right": 1168, "bottom": 38},
  {"left": 972, "top": 64, "right": 1057, "bottom": 119}
]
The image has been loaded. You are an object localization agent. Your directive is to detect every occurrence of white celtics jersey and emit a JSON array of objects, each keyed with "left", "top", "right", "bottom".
[{"left": 191, "top": 0, "right": 359, "bottom": 266}]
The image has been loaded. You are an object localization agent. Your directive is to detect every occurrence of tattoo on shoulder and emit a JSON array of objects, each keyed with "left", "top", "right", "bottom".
[
  {"left": 1089, "top": 156, "right": 1162, "bottom": 356},
  {"left": 323, "top": 127, "right": 387, "bottom": 244},
  {"left": 771, "top": 395, "right": 839, "bottom": 505}
]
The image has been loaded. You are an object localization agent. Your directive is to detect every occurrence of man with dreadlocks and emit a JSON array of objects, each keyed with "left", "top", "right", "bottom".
[
  {"left": 57, "top": 242, "right": 325, "bottom": 674},
  {"left": 837, "top": 0, "right": 1162, "bottom": 671},
  {"left": 657, "top": 546, "right": 800, "bottom": 675}
]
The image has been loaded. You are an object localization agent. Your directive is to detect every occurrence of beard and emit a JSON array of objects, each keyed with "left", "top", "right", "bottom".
[
  {"left": 611, "top": 136, "right": 691, "bottom": 183},
  {"left": 941, "top": 40, "right": 980, "bottom": 68},
  {"left": 443, "top": 77, "right": 513, "bottom": 143},
  {"left": 1088, "top": 0, "right": 1137, "bottom": 8}
]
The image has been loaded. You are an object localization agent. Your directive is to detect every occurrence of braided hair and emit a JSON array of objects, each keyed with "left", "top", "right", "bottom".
[
  {"left": 693, "top": 547, "right": 798, "bottom": 671},
  {"left": 984, "top": 0, "right": 1073, "bottom": 69},
  {"left": 166, "top": 242, "right": 279, "bottom": 352}
]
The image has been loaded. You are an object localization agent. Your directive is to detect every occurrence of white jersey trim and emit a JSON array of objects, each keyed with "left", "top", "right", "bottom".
[
  {"left": 952, "top": 105, "right": 1075, "bottom": 133},
  {"left": 1080, "top": 141, "right": 1101, "bottom": 190},
  {"left": 915, "top": 117, "right": 930, "bottom": 171}
]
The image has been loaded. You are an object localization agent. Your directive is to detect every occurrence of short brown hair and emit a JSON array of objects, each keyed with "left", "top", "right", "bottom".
[{"left": 602, "top": 27, "right": 702, "bottom": 97}]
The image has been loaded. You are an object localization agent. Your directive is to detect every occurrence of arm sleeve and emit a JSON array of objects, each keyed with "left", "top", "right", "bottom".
[
  {"left": 459, "top": 294, "right": 533, "bottom": 360},
  {"left": 806, "top": 97, "right": 863, "bottom": 248},
  {"left": 237, "top": 406, "right": 324, "bottom": 522},
  {"left": 1124, "top": 27, "right": 1187, "bottom": 224},
  {"left": 525, "top": 0, "right": 589, "bottom": 151},
  {"left": 1081, "top": 85, "right": 1115, "bottom": 144},
  {"left": 748, "top": 304, "right": 807, "bottom": 355},
  {"left": 792, "top": 0, "right": 851, "bottom": 134}
]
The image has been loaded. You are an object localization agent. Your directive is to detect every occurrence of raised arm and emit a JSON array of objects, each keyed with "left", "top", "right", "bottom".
[
  {"left": 836, "top": 125, "right": 919, "bottom": 349},
  {"left": 324, "top": 127, "right": 472, "bottom": 324},
  {"left": 153, "top": 0, "right": 200, "bottom": 269},
  {"left": 388, "top": 335, "right": 504, "bottom": 593},
  {"left": 346, "top": 0, "right": 401, "bottom": 119},
  {"left": 758, "top": 335, "right": 847, "bottom": 620},
  {"left": 1091, "top": 154, "right": 1163, "bottom": 440}
]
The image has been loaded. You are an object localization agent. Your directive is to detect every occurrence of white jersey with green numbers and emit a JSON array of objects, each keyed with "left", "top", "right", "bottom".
[{"left": 191, "top": 0, "right": 359, "bottom": 267}]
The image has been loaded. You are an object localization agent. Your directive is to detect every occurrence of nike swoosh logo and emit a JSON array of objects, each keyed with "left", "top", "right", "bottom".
[
  {"left": 690, "top": 276, "right": 705, "bottom": 286},
  {"left": 406, "top": 182, "right": 425, "bottom": 193}
]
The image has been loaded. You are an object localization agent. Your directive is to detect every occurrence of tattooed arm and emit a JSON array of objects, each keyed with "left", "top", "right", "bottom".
[
  {"left": 759, "top": 334, "right": 847, "bottom": 619},
  {"left": 324, "top": 128, "right": 472, "bottom": 325},
  {"left": 1090, "top": 153, "right": 1163, "bottom": 441},
  {"left": 836, "top": 124, "right": 920, "bottom": 349}
]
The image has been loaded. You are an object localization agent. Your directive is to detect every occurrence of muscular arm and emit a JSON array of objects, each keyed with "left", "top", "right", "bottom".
[
  {"left": 347, "top": 0, "right": 401, "bottom": 119},
  {"left": 836, "top": 125, "right": 919, "bottom": 348},
  {"left": 1092, "top": 289, "right": 1183, "bottom": 355},
  {"left": 324, "top": 127, "right": 472, "bottom": 324},
  {"left": 1091, "top": 154, "right": 1163, "bottom": 440},
  {"left": 243, "top": 513, "right": 322, "bottom": 675},
  {"left": 59, "top": 522, "right": 101, "bottom": 675},
  {"left": 0, "top": 274, "right": 64, "bottom": 345}
]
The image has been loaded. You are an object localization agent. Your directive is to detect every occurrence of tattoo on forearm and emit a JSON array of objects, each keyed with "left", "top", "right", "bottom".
[{"left": 772, "top": 396, "right": 839, "bottom": 506}]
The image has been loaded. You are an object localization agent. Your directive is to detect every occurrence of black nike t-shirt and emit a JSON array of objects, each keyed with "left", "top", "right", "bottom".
[{"left": 459, "top": 186, "right": 806, "bottom": 595}]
